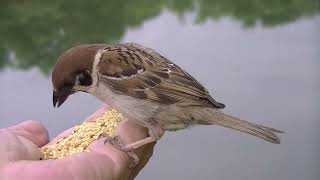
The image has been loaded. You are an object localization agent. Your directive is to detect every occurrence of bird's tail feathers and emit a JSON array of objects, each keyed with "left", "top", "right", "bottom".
[{"left": 200, "top": 109, "right": 283, "bottom": 144}]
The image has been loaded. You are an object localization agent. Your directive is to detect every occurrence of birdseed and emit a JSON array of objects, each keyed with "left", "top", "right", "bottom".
[{"left": 40, "top": 109, "right": 123, "bottom": 160}]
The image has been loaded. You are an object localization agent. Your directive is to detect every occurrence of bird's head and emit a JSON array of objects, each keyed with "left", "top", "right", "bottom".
[{"left": 52, "top": 44, "right": 106, "bottom": 107}]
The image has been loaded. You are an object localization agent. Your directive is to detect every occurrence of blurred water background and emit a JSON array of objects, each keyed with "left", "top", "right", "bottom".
[{"left": 0, "top": 1, "right": 319, "bottom": 179}]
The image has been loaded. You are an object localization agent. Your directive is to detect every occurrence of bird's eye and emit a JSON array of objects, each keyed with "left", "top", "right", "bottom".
[{"left": 77, "top": 71, "right": 92, "bottom": 86}]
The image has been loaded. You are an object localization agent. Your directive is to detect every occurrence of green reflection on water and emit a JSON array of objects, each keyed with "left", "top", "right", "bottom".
[{"left": 0, "top": 0, "right": 319, "bottom": 73}]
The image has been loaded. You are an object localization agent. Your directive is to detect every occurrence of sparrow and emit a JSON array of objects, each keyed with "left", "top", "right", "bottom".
[{"left": 52, "top": 43, "right": 283, "bottom": 162}]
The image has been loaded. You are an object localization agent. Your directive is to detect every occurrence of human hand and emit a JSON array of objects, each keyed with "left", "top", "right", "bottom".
[{"left": 0, "top": 106, "right": 156, "bottom": 180}]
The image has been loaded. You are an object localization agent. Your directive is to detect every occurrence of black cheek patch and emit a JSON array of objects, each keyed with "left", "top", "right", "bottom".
[{"left": 78, "top": 71, "right": 92, "bottom": 86}]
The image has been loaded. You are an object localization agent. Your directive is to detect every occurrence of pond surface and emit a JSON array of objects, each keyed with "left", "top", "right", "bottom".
[{"left": 1, "top": 1, "right": 319, "bottom": 180}]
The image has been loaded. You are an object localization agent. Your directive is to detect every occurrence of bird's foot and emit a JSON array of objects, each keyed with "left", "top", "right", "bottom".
[{"left": 98, "top": 133, "right": 139, "bottom": 168}]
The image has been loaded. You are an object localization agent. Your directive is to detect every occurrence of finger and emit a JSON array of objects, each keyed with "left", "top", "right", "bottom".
[
  {"left": 87, "top": 137, "right": 129, "bottom": 178},
  {"left": 8, "top": 120, "right": 49, "bottom": 147},
  {"left": 114, "top": 120, "right": 156, "bottom": 179},
  {"left": 87, "top": 120, "right": 156, "bottom": 179},
  {"left": 87, "top": 135, "right": 155, "bottom": 180},
  {"left": 128, "top": 142, "right": 155, "bottom": 179},
  {"left": 1, "top": 153, "right": 116, "bottom": 180},
  {"left": 0, "top": 130, "right": 43, "bottom": 164}
]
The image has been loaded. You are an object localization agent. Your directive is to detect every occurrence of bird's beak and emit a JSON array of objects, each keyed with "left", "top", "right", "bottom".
[{"left": 53, "top": 88, "right": 73, "bottom": 108}]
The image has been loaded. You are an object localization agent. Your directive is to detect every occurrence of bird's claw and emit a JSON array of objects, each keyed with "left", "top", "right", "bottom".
[{"left": 98, "top": 133, "right": 139, "bottom": 168}]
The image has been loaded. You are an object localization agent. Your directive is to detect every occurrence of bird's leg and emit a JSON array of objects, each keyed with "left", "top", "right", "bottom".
[
  {"left": 98, "top": 120, "right": 164, "bottom": 168},
  {"left": 124, "top": 121, "right": 164, "bottom": 150},
  {"left": 98, "top": 133, "right": 139, "bottom": 168}
]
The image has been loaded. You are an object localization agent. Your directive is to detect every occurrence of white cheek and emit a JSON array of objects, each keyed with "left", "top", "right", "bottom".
[
  {"left": 82, "top": 49, "right": 103, "bottom": 93},
  {"left": 91, "top": 50, "right": 103, "bottom": 86},
  {"left": 73, "top": 85, "right": 87, "bottom": 92},
  {"left": 87, "top": 71, "right": 99, "bottom": 93}
]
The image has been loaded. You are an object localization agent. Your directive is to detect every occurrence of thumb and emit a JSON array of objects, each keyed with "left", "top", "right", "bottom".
[
  {"left": 0, "top": 120, "right": 49, "bottom": 164},
  {"left": 8, "top": 120, "right": 49, "bottom": 147}
]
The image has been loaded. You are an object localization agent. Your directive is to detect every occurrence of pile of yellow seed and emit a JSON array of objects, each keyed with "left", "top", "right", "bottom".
[{"left": 40, "top": 109, "right": 123, "bottom": 160}]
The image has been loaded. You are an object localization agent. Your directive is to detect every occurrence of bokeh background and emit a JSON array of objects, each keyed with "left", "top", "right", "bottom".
[{"left": 1, "top": 0, "right": 319, "bottom": 179}]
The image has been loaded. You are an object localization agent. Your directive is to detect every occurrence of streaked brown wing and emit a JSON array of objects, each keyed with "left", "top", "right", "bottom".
[{"left": 96, "top": 43, "right": 225, "bottom": 108}]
